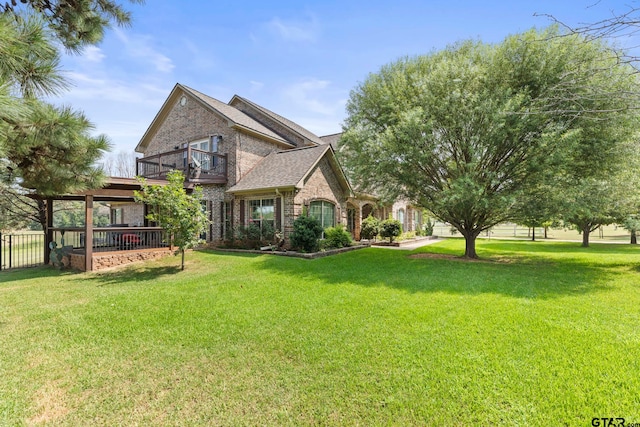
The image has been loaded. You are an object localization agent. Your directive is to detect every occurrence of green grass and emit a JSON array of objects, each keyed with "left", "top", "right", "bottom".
[{"left": 1, "top": 239, "right": 640, "bottom": 425}]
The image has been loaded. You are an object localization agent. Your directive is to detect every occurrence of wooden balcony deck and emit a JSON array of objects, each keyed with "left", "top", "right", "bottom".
[{"left": 136, "top": 147, "right": 227, "bottom": 184}]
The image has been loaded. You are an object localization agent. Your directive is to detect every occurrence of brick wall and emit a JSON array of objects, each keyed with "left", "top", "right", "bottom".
[
  {"left": 294, "top": 156, "right": 348, "bottom": 226},
  {"left": 70, "top": 249, "right": 173, "bottom": 271},
  {"left": 143, "top": 93, "right": 240, "bottom": 186}
]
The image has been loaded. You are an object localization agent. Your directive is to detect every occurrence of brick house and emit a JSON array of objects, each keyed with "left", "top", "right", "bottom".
[{"left": 131, "top": 83, "right": 353, "bottom": 245}]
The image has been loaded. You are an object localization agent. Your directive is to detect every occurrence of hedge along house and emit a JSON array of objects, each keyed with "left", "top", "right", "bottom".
[{"left": 133, "top": 83, "right": 353, "bottom": 245}]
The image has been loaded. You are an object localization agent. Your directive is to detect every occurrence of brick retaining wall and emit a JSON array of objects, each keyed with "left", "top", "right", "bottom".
[{"left": 70, "top": 248, "right": 173, "bottom": 271}]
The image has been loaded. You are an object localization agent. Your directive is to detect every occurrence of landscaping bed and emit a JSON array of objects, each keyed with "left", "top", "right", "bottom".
[{"left": 370, "top": 235, "right": 438, "bottom": 247}]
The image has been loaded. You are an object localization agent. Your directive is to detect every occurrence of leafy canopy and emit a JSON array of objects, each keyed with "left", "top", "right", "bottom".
[
  {"left": 340, "top": 27, "right": 639, "bottom": 257},
  {"left": 134, "top": 170, "right": 209, "bottom": 270}
]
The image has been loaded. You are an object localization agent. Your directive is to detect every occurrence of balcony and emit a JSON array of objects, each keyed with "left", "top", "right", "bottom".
[{"left": 136, "top": 147, "right": 227, "bottom": 184}]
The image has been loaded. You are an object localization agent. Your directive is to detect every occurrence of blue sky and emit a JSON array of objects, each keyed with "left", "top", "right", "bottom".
[{"left": 50, "top": 0, "right": 639, "bottom": 155}]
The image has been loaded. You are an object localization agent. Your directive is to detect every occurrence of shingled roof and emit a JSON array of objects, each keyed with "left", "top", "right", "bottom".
[
  {"left": 319, "top": 132, "right": 342, "bottom": 149},
  {"left": 136, "top": 83, "right": 293, "bottom": 152},
  {"left": 227, "top": 145, "right": 351, "bottom": 194},
  {"left": 181, "top": 86, "right": 291, "bottom": 145},
  {"left": 231, "top": 95, "right": 325, "bottom": 146}
]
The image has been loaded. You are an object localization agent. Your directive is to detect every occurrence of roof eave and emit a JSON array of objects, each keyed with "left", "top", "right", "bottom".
[
  {"left": 230, "top": 95, "right": 320, "bottom": 147},
  {"left": 136, "top": 83, "right": 236, "bottom": 153},
  {"left": 226, "top": 185, "right": 297, "bottom": 195},
  {"left": 297, "top": 146, "right": 353, "bottom": 196},
  {"left": 231, "top": 124, "right": 296, "bottom": 148}
]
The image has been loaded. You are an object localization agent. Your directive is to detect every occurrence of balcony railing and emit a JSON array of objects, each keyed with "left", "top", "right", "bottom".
[{"left": 136, "top": 147, "right": 227, "bottom": 184}]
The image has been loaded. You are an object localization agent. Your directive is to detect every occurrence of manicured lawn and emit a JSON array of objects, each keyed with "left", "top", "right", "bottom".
[{"left": 1, "top": 239, "right": 639, "bottom": 425}]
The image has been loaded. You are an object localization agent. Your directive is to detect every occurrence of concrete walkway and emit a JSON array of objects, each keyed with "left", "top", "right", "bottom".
[{"left": 370, "top": 238, "right": 444, "bottom": 250}]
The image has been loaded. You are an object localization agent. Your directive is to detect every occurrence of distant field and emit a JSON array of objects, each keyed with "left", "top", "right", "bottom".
[{"left": 433, "top": 222, "right": 630, "bottom": 242}]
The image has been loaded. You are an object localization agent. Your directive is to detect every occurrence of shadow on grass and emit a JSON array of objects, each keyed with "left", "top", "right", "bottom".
[
  {"left": 87, "top": 265, "right": 182, "bottom": 287},
  {"left": 0, "top": 265, "right": 76, "bottom": 284},
  {"left": 244, "top": 240, "right": 634, "bottom": 299}
]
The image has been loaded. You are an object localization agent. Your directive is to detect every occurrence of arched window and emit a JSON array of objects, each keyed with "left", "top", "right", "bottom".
[
  {"left": 398, "top": 208, "right": 405, "bottom": 229},
  {"left": 309, "top": 200, "right": 335, "bottom": 230}
]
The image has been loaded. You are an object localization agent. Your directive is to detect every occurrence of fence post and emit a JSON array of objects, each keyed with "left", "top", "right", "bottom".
[{"left": 8, "top": 234, "right": 12, "bottom": 270}]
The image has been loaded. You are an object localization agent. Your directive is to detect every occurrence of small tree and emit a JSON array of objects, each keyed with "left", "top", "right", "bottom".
[
  {"left": 290, "top": 211, "right": 323, "bottom": 252},
  {"left": 360, "top": 214, "right": 380, "bottom": 240},
  {"left": 622, "top": 214, "right": 640, "bottom": 245},
  {"left": 134, "top": 170, "right": 209, "bottom": 270},
  {"left": 380, "top": 217, "right": 402, "bottom": 243},
  {"left": 423, "top": 217, "right": 434, "bottom": 237}
]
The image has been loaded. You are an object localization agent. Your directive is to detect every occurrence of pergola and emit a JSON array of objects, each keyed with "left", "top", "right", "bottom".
[{"left": 34, "top": 177, "right": 173, "bottom": 271}]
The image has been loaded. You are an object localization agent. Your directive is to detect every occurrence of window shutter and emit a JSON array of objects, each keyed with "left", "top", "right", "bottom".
[
  {"left": 275, "top": 196, "right": 282, "bottom": 231},
  {"left": 239, "top": 199, "right": 245, "bottom": 225},
  {"left": 219, "top": 201, "right": 224, "bottom": 239},
  {"left": 209, "top": 201, "right": 213, "bottom": 241}
]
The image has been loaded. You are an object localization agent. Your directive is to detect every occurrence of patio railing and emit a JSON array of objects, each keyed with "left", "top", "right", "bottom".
[{"left": 51, "top": 227, "right": 171, "bottom": 253}]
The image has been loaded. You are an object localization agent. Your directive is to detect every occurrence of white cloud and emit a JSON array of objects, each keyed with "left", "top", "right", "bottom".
[
  {"left": 283, "top": 78, "right": 343, "bottom": 116},
  {"left": 63, "top": 72, "right": 167, "bottom": 105},
  {"left": 82, "top": 46, "right": 106, "bottom": 63},
  {"left": 114, "top": 29, "right": 175, "bottom": 73},
  {"left": 250, "top": 80, "right": 264, "bottom": 92},
  {"left": 50, "top": 71, "right": 173, "bottom": 153},
  {"left": 182, "top": 39, "right": 216, "bottom": 71},
  {"left": 267, "top": 16, "right": 318, "bottom": 42}
]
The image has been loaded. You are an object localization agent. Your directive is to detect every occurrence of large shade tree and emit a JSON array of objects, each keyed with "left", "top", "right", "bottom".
[{"left": 340, "top": 27, "right": 639, "bottom": 258}]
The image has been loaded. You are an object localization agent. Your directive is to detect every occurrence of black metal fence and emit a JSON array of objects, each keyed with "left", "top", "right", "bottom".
[{"left": 0, "top": 232, "right": 45, "bottom": 271}]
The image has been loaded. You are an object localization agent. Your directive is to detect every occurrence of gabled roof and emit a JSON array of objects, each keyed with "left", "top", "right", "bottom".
[
  {"left": 230, "top": 95, "right": 325, "bottom": 146},
  {"left": 135, "top": 83, "right": 292, "bottom": 153},
  {"left": 319, "top": 132, "right": 342, "bottom": 149},
  {"left": 227, "top": 144, "right": 352, "bottom": 195}
]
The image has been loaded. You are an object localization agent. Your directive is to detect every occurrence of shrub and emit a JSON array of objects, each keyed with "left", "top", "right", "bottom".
[
  {"left": 240, "top": 223, "right": 262, "bottom": 241},
  {"left": 260, "top": 221, "right": 276, "bottom": 243},
  {"left": 235, "top": 223, "right": 262, "bottom": 249},
  {"left": 360, "top": 215, "right": 380, "bottom": 240},
  {"left": 380, "top": 218, "right": 402, "bottom": 243},
  {"left": 323, "top": 224, "right": 352, "bottom": 249},
  {"left": 291, "top": 213, "right": 323, "bottom": 252},
  {"left": 424, "top": 218, "right": 434, "bottom": 236}
]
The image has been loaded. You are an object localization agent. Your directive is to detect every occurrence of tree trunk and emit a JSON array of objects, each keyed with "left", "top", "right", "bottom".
[
  {"left": 531, "top": 227, "right": 536, "bottom": 242},
  {"left": 463, "top": 232, "right": 478, "bottom": 258},
  {"left": 544, "top": 226, "right": 548, "bottom": 239},
  {"left": 631, "top": 230, "right": 637, "bottom": 245},
  {"left": 181, "top": 249, "right": 185, "bottom": 270},
  {"left": 581, "top": 226, "right": 590, "bottom": 247}
]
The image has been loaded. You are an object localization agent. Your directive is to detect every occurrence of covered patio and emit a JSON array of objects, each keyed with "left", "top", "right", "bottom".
[{"left": 36, "top": 177, "right": 175, "bottom": 271}]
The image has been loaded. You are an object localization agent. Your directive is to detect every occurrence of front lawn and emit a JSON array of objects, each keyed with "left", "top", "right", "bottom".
[{"left": 1, "top": 240, "right": 639, "bottom": 425}]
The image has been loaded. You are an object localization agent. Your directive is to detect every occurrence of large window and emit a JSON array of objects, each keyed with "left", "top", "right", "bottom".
[
  {"left": 188, "top": 135, "right": 220, "bottom": 170},
  {"left": 223, "top": 201, "right": 232, "bottom": 240},
  {"left": 397, "top": 208, "right": 405, "bottom": 230},
  {"left": 414, "top": 210, "right": 422, "bottom": 232},
  {"left": 249, "top": 198, "right": 275, "bottom": 231},
  {"left": 309, "top": 200, "right": 335, "bottom": 230}
]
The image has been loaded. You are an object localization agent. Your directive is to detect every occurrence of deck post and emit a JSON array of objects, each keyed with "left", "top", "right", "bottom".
[
  {"left": 44, "top": 199, "right": 53, "bottom": 265},
  {"left": 85, "top": 195, "right": 93, "bottom": 271}
]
